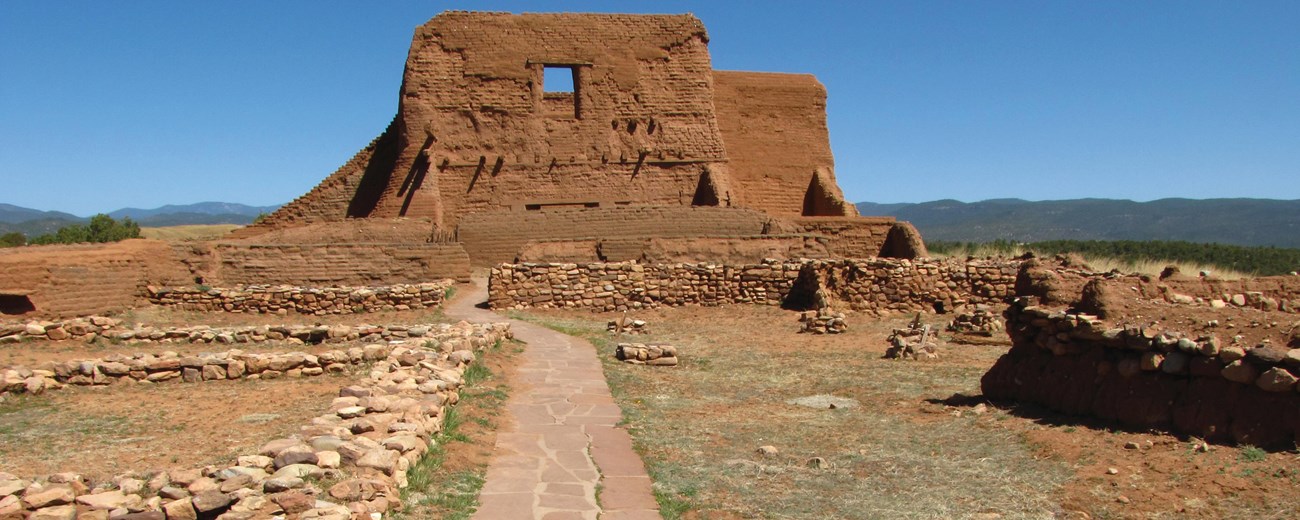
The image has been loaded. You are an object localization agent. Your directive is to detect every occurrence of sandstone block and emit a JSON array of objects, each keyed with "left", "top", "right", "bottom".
[
  {"left": 1256, "top": 367, "right": 1298, "bottom": 393},
  {"left": 1222, "top": 360, "right": 1259, "bottom": 384}
]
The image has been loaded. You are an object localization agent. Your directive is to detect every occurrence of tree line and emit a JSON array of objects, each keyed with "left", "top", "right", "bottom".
[
  {"left": 927, "top": 239, "right": 1300, "bottom": 277},
  {"left": 0, "top": 214, "right": 140, "bottom": 247}
]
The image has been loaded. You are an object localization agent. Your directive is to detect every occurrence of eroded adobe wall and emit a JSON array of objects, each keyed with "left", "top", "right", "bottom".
[
  {"left": 487, "top": 258, "right": 1020, "bottom": 313},
  {"left": 363, "top": 12, "right": 732, "bottom": 228},
  {"left": 0, "top": 240, "right": 193, "bottom": 319},
  {"left": 515, "top": 235, "right": 835, "bottom": 264},
  {"left": 983, "top": 298, "right": 1300, "bottom": 448},
  {"left": 713, "top": 71, "right": 855, "bottom": 217},
  {"left": 458, "top": 206, "right": 771, "bottom": 266},
  {"left": 207, "top": 243, "right": 470, "bottom": 286},
  {"left": 768, "top": 217, "right": 920, "bottom": 258}
]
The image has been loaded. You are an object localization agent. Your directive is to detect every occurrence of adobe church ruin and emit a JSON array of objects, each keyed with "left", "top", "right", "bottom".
[
  {"left": 1, "top": 11, "right": 927, "bottom": 319},
  {"left": 235, "top": 11, "right": 926, "bottom": 265}
]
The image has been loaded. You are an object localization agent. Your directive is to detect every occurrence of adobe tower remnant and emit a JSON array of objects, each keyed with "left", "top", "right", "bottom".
[{"left": 239, "top": 11, "right": 925, "bottom": 265}]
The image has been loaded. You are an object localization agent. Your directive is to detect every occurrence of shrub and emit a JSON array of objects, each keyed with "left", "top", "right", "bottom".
[
  {"left": 0, "top": 232, "right": 24, "bottom": 248},
  {"left": 28, "top": 214, "right": 141, "bottom": 245}
]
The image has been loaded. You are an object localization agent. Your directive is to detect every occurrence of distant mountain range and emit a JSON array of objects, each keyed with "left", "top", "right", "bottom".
[
  {"left": 855, "top": 198, "right": 1300, "bottom": 248},
  {"left": 4, "top": 199, "right": 1297, "bottom": 249},
  {"left": 0, "top": 202, "right": 281, "bottom": 237}
]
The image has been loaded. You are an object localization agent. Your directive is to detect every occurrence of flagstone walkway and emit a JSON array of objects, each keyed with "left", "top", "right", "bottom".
[{"left": 445, "top": 278, "right": 660, "bottom": 520}]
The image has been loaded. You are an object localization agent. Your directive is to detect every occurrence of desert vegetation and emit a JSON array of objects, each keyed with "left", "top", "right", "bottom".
[
  {"left": 928, "top": 239, "right": 1300, "bottom": 277},
  {"left": 513, "top": 306, "right": 1300, "bottom": 519},
  {"left": 26, "top": 214, "right": 140, "bottom": 246}
]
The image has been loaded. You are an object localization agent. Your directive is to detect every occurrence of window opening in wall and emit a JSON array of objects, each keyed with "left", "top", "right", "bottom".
[
  {"left": 543, "top": 66, "right": 575, "bottom": 93},
  {"left": 542, "top": 65, "right": 580, "bottom": 119},
  {"left": 0, "top": 294, "right": 35, "bottom": 315}
]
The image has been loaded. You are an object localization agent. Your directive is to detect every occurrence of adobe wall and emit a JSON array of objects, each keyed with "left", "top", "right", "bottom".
[
  {"left": 0, "top": 240, "right": 192, "bottom": 319},
  {"left": 983, "top": 298, "right": 1300, "bottom": 448},
  {"left": 366, "top": 12, "right": 731, "bottom": 228},
  {"left": 713, "top": 71, "right": 855, "bottom": 217},
  {"left": 515, "top": 235, "right": 833, "bottom": 265},
  {"left": 206, "top": 243, "right": 470, "bottom": 286},
  {"left": 237, "top": 11, "right": 870, "bottom": 245},
  {"left": 487, "top": 258, "right": 1021, "bottom": 313},
  {"left": 459, "top": 206, "right": 771, "bottom": 266}
]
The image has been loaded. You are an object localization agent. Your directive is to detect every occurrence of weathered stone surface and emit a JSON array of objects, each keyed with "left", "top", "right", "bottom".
[
  {"left": 1222, "top": 360, "right": 1260, "bottom": 384},
  {"left": 27, "top": 504, "right": 76, "bottom": 520},
  {"left": 74, "top": 490, "right": 127, "bottom": 510},
  {"left": 23, "top": 485, "right": 75, "bottom": 509},
  {"left": 162, "top": 497, "right": 197, "bottom": 520},
  {"left": 270, "top": 491, "right": 313, "bottom": 514},
  {"left": 356, "top": 449, "right": 400, "bottom": 474},
  {"left": 1257, "top": 367, "right": 1299, "bottom": 392},
  {"left": 190, "top": 491, "right": 232, "bottom": 513}
]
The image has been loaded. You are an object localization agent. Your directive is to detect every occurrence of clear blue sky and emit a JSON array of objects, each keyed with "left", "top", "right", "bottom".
[{"left": 2, "top": 1, "right": 1297, "bottom": 216}]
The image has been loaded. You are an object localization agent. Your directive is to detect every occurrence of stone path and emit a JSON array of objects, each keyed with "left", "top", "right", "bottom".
[{"left": 445, "top": 278, "right": 660, "bottom": 520}]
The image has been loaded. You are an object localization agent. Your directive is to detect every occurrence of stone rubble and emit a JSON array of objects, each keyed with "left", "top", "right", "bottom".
[
  {"left": 606, "top": 315, "right": 650, "bottom": 335},
  {"left": 615, "top": 343, "right": 679, "bottom": 366},
  {"left": 946, "top": 306, "right": 1005, "bottom": 336},
  {"left": 798, "top": 308, "right": 848, "bottom": 334},
  {"left": 0, "top": 321, "right": 512, "bottom": 519},
  {"left": 885, "top": 315, "right": 940, "bottom": 360}
]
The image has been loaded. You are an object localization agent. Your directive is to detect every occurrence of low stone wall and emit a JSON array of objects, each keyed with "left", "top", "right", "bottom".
[
  {"left": 1, "top": 317, "right": 454, "bottom": 345},
  {"left": 487, "top": 258, "right": 1020, "bottom": 314},
  {"left": 145, "top": 281, "right": 453, "bottom": 315},
  {"left": 0, "top": 321, "right": 513, "bottom": 519},
  {"left": 982, "top": 297, "right": 1300, "bottom": 448}
]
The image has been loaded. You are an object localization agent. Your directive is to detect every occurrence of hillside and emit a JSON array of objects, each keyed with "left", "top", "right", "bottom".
[
  {"left": 0, "top": 202, "right": 280, "bottom": 237},
  {"left": 856, "top": 198, "right": 1300, "bottom": 248}
]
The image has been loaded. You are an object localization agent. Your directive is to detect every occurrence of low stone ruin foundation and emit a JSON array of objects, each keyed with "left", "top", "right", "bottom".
[{"left": 983, "top": 297, "right": 1300, "bottom": 448}]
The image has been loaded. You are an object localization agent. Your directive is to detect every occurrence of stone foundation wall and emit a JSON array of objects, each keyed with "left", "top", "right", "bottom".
[
  {"left": 487, "top": 258, "right": 1021, "bottom": 313},
  {"left": 144, "top": 282, "right": 453, "bottom": 315},
  {"left": 0, "top": 322, "right": 513, "bottom": 519},
  {"left": 982, "top": 298, "right": 1300, "bottom": 448}
]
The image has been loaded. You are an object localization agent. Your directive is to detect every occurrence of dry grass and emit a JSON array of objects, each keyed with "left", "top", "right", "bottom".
[
  {"left": 140, "top": 224, "right": 241, "bottom": 241},
  {"left": 515, "top": 307, "right": 1073, "bottom": 519},
  {"left": 930, "top": 246, "right": 1247, "bottom": 279},
  {"left": 514, "top": 305, "right": 1300, "bottom": 519}
]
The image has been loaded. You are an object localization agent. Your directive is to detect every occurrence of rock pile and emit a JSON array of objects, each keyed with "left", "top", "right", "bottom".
[
  {"left": 146, "top": 281, "right": 454, "bottom": 315},
  {"left": 607, "top": 315, "right": 649, "bottom": 335},
  {"left": 885, "top": 315, "right": 939, "bottom": 360},
  {"left": 798, "top": 308, "right": 848, "bottom": 334},
  {"left": 946, "top": 306, "right": 1004, "bottom": 336},
  {"left": 0, "top": 321, "right": 512, "bottom": 519},
  {"left": 1, "top": 318, "right": 454, "bottom": 346},
  {"left": 615, "top": 343, "right": 679, "bottom": 366},
  {"left": 983, "top": 297, "right": 1300, "bottom": 447}
]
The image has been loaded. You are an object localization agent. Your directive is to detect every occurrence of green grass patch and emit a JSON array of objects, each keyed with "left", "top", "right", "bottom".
[{"left": 394, "top": 345, "right": 514, "bottom": 519}]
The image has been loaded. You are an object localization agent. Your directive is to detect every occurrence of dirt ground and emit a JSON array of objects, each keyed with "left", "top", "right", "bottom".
[
  {"left": 515, "top": 304, "right": 1300, "bottom": 520},
  {"left": 0, "top": 374, "right": 349, "bottom": 481}
]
